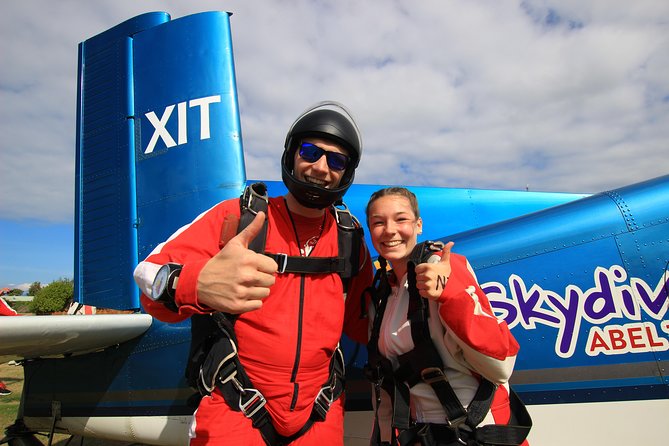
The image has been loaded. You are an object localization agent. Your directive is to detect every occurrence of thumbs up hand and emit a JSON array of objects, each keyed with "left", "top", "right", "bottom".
[
  {"left": 414, "top": 241, "right": 454, "bottom": 301},
  {"left": 197, "top": 211, "right": 278, "bottom": 313}
]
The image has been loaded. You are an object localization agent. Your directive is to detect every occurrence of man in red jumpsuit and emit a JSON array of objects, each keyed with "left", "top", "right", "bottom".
[{"left": 134, "top": 101, "right": 372, "bottom": 445}]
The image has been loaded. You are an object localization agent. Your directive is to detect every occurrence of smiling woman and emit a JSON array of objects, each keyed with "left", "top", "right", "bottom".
[{"left": 362, "top": 186, "right": 531, "bottom": 446}]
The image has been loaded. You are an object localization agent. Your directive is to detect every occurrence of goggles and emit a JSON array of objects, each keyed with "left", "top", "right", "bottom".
[{"left": 298, "top": 142, "right": 350, "bottom": 172}]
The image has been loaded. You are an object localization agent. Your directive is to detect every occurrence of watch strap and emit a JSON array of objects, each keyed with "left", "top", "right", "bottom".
[{"left": 158, "top": 264, "right": 182, "bottom": 312}]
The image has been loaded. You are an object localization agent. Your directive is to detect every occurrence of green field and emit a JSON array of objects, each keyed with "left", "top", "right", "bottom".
[{"left": 0, "top": 355, "right": 21, "bottom": 434}]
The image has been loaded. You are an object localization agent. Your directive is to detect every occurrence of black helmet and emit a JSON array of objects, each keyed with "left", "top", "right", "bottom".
[{"left": 282, "top": 101, "right": 363, "bottom": 209}]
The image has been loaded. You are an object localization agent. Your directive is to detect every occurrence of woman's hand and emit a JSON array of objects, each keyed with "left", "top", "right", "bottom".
[{"left": 414, "top": 241, "right": 454, "bottom": 300}]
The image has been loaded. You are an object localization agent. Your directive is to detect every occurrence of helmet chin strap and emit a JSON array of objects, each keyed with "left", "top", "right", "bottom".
[
  {"left": 294, "top": 181, "right": 333, "bottom": 209},
  {"left": 294, "top": 193, "right": 328, "bottom": 210},
  {"left": 287, "top": 171, "right": 328, "bottom": 210}
]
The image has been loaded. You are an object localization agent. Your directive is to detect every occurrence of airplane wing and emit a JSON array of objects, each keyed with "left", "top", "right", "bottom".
[{"left": 0, "top": 314, "right": 152, "bottom": 359}]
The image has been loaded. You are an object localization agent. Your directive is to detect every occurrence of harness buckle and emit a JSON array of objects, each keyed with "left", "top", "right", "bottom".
[
  {"left": 333, "top": 345, "right": 345, "bottom": 378},
  {"left": 243, "top": 183, "right": 269, "bottom": 216},
  {"left": 425, "top": 241, "right": 445, "bottom": 252},
  {"left": 238, "top": 387, "right": 267, "bottom": 418},
  {"left": 332, "top": 202, "right": 357, "bottom": 230},
  {"left": 276, "top": 253, "right": 288, "bottom": 274},
  {"left": 200, "top": 335, "right": 239, "bottom": 395},
  {"left": 421, "top": 367, "right": 447, "bottom": 384},
  {"left": 453, "top": 423, "right": 473, "bottom": 445},
  {"left": 226, "top": 374, "right": 244, "bottom": 393},
  {"left": 446, "top": 414, "right": 468, "bottom": 428},
  {"left": 446, "top": 415, "right": 472, "bottom": 445},
  {"left": 313, "top": 385, "right": 334, "bottom": 420}
]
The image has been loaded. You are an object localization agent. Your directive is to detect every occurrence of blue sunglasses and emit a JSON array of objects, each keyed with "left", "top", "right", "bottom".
[{"left": 298, "top": 142, "right": 350, "bottom": 171}]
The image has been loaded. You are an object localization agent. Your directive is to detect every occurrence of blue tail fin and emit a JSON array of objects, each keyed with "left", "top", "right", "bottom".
[{"left": 75, "top": 12, "right": 246, "bottom": 309}]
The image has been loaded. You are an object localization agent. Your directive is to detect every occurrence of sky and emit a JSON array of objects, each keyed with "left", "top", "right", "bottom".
[{"left": 1, "top": 0, "right": 668, "bottom": 290}]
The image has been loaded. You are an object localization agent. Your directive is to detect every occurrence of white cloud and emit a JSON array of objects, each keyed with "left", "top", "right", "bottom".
[{"left": 1, "top": 0, "right": 668, "bottom": 223}]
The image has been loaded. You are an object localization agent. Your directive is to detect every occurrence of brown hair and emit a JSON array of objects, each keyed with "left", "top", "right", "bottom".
[{"left": 365, "top": 187, "right": 420, "bottom": 226}]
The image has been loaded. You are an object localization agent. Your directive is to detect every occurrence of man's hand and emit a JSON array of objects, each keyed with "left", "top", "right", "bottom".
[
  {"left": 414, "top": 241, "right": 454, "bottom": 301},
  {"left": 197, "top": 211, "right": 278, "bottom": 313}
]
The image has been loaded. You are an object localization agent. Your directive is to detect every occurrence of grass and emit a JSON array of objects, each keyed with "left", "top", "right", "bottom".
[{"left": 0, "top": 355, "right": 22, "bottom": 432}]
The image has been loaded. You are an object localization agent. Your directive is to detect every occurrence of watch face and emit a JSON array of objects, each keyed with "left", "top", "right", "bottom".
[{"left": 151, "top": 265, "right": 170, "bottom": 301}]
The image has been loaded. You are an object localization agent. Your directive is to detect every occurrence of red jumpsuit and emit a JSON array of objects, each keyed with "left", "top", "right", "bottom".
[{"left": 134, "top": 197, "right": 373, "bottom": 445}]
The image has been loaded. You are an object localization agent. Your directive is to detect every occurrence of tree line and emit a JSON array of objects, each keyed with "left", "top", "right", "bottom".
[{"left": 2, "top": 279, "right": 74, "bottom": 314}]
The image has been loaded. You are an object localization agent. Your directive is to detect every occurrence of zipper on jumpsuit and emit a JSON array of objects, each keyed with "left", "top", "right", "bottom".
[{"left": 289, "top": 273, "right": 306, "bottom": 411}]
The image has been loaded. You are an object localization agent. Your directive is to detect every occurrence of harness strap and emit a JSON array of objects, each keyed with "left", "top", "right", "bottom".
[
  {"left": 332, "top": 201, "right": 362, "bottom": 283},
  {"left": 365, "top": 241, "right": 532, "bottom": 446},
  {"left": 405, "top": 244, "right": 470, "bottom": 429},
  {"left": 473, "top": 389, "right": 532, "bottom": 445},
  {"left": 264, "top": 253, "right": 346, "bottom": 274},
  {"left": 240, "top": 183, "right": 362, "bottom": 281},
  {"left": 464, "top": 379, "right": 497, "bottom": 428},
  {"left": 240, "top": 182, "right": 269, "bottom": 254},
  {"left": 197, "top": 313, "right": 345, "bottom": 446},
  {"left": 363, "top": 257, "right": 392, "bottom": 444}
]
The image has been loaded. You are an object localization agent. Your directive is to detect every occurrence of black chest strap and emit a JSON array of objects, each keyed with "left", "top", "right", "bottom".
[{"left": 240, "top": 182, "right": 362, "bottom": 280}]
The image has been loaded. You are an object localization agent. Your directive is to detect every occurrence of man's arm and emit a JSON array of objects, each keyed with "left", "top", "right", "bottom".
[{"left": 134, "top": 201, "right": 277, "bottom": 322}]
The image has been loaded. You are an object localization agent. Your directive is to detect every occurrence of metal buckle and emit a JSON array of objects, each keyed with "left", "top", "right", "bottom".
[
  {"left": 276, "top": 253, "right": 288, "bottom": 274},
  {"left": 313, "top": 385, "right": 334, "bottom": 420},
  {"left": 332, "top": 202, "right": 357, "bottom": 230},
  {"left": 426, "top": 240, "right": 445, "bottom": 252},
  {"left": 244, "top": 184, "right": 269, "bottom": 215},
  {"left": 421, "top": 367, "right": 446, "bottom": 384},
  {"left": 446, "top": 414, "right": 468, "bottom": 428},
  {"left": 201, "top": 337, "right": 239, "bottom": 394},
  {"left": 333, "top": 345, "right": 345, "bottom": 376},
  {"left": 452, "top": 423, "right": 472, "bottom": 445},
  {"left": 239, "top": 387, "right": 267, "bottom": 418}
]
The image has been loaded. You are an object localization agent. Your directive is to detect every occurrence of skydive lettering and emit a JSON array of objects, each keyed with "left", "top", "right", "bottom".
[
  {"left": 143, "top": 95, "right": 221, "bottom": 154},
  {"left": 483, "top": 266, "right": 669, "bottom": 358}
]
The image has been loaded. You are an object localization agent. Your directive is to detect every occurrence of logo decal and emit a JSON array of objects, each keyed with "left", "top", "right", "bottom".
[
  {"left": 143, "top": 95, "right": 221, "bottom": 154},
  {"left": 484, "top": 266, "right": 669, "bottom": 358}
]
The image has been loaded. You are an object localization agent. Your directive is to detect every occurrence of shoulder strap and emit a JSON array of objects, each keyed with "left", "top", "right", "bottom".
[
  {"left": 406, "top": 241, "right": 444, "bottom": 340},
  {"left": 362, "top": 256, "right": 395, "bottom": 445},
  {"left": 365, "top": 257, "right": 392, "bottom": 357},
  {"left": 239, "top": 182, "right": 269, "bottom": 253},
  {"left": 331, "top": 200, "right": 363, "bottom": 280}
]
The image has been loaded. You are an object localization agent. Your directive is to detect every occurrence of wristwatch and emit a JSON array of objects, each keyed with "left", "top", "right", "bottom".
[{"left": 150, "top": 263, "right": 182, "bottom": 310}]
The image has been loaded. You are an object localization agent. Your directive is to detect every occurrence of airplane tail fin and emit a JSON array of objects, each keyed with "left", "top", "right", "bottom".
[{"left": 75, "top": 12, "right": 246, "bottom": 310}]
